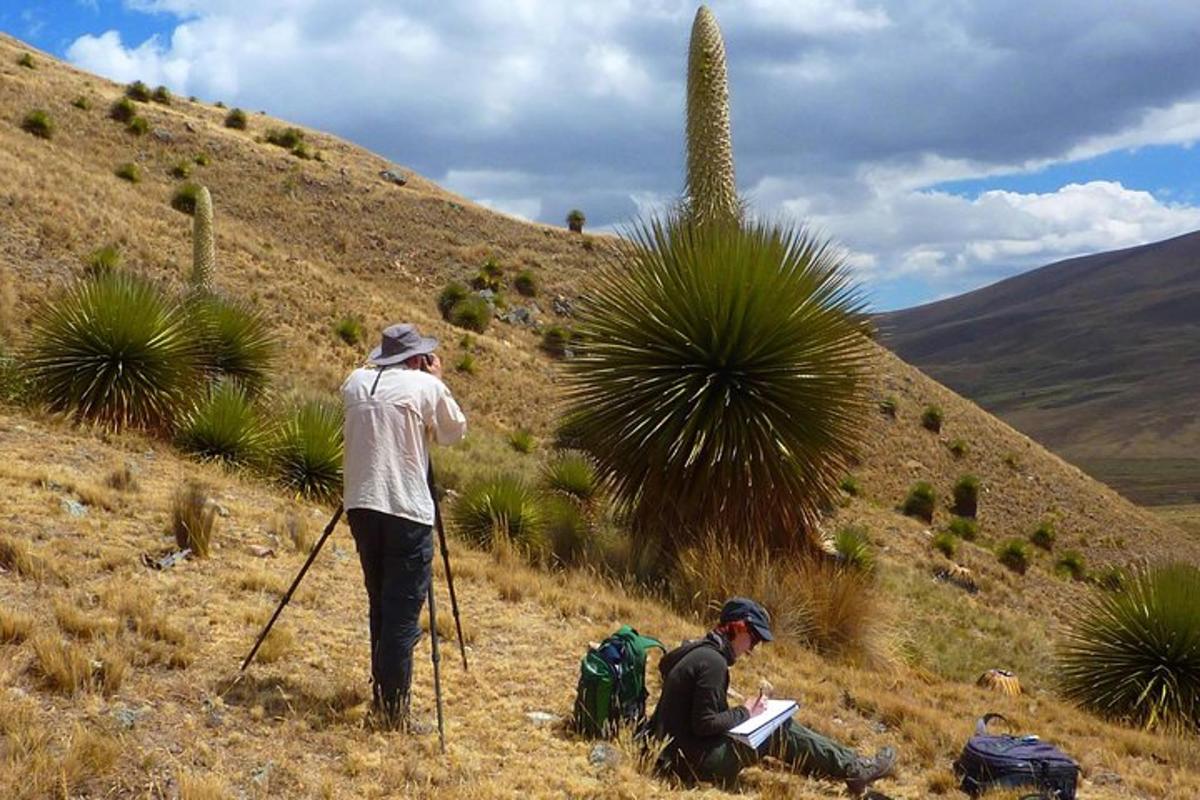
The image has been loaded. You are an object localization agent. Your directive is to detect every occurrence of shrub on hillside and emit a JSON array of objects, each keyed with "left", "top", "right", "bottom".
[
  {"left": 109, "top": 97, "right": 136, "bottom": 123},
  {"left": 952, "top": 474, "right": 980, "bottom": 517},
  {"left": 566, "top": 208, "right": 586, "bottom": 233},
  {"left": 447, "top": 295, "right": 492, "bottom": 334},
  {"left": 125, "top": 81, "right": 152, "bottom": 102},
  {"left": 186, "top": 294, "right": 275, "bottom": 397},
  {"left": 437, "top": 282, "right": 469, "bottom": 319},
  {"left": 947, "top": 438, "right": 968, "bottom": 458},
  {"left": 455, "top": 352, "right": 477, "bottom": 375},
  {"left": 224, "top": 108, "right": 248, "bottom": 130},
  {"left": 472, "top": 258, "right": 504, "bottom": 292},
  {"left": 194, "top": 152, "right": 211, "bottom": 166},
  {"left": 171, "top": 161, "right": 193, "bottom": 179},
  {"left": 543, "top": 495, "right": 592, "bottom": 568},
  {"left": 833, "top": 526, "right": 874, "bottom": 573},
  {"left": 541, "top": 451, "right": 598, "bottom": 502},
  {"left": 839, "top": 474, "right": 862, "bottom": 497},
  {"left": 921, "top": 404, "right": 943, "bottom": 432},
  {"left": 451, "top": 475, "right": 545, "bottom": 552},
  {"left": 271, "top": 399, "right": 344, "bottom": 504},
  {"left": 508, "top": 428, "right": 535, "bottom": 454},
  {"left": 561, "top": 216, "right": 872, "bottom": 558},
  {"left": 114, "top": 162, "right": 140, "bottom": 183},
  {"left": 151, "top": 85, "right": 172, "bottom": 105},
  {"left": 946, "top": 516, "right": 979, "bottom": 541},
  {"left": 17, "top": 52, "right": 35, "bottom": 69},
  {"left": 71, "top": 96, "right": 92, "bottom": 110},
  {"left": 1031, "top": 520, "right": 1057, "bottom": 551},
  {"left": 901, "top": 481, "right": 936, "bottom": 523},
  {"left": 171, "top": 182, "right": 202, "bottom": 215},
  {"left": 541, "top": 325, "right": 573, "bottom": 358},
  {"left": 932, "top": 531, "right": 957, "bottom": 558},
  {"left": 21, "top": 109, "right": 53, "bottom": 139},
  {"left": 265, "top": 127, "right": 304, "bottom": 149},
  {"left": 172, "top": 481, "right": 215, "bottom": 557},
  {"left": 177, "top": 381, "right": 267, "bottom": 467},
  {"left": 0, "top": 344, "right": 28, "bottom": 407},
  {"left": 26, "top": 272, "right": 194, "bottom": 431},
  {"left": 84, "top": 245, "right": 122, "bottom": 277},
  {"left": 1059, "top": 563, "right": 1200, "bottom": 730},
  {"left": 879, "top": 395, "right": 897, "bottom": 417},
  {"left": 514, "top": 269, "right": 538, "bottom": 297},
  {"left": 126, "top": 116, "right": 149, "bottom": 136},
  {"left": 997, "top": 539, "right": 1030, "bottom": 574},
  {"left": 1055, "top": 550, "right": 1086, "bottom": 581},
  {"left": 333, "top": 315, "right": 365, "bottom": 346}
]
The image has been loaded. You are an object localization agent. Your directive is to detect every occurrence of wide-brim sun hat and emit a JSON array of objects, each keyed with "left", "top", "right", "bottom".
[{"left": 368, "top": 323, "right": 438, "bottom": 367}]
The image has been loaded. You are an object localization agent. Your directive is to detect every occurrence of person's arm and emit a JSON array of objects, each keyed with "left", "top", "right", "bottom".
[
  {"left": 690, "top": 655, "right": 750, "bottom": 736},
  {"left": 430, "top": 382, "right": 467, "bottom": 445}
]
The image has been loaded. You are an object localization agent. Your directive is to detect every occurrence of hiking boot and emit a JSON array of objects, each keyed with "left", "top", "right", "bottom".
[{"left": 845, "top": 746, "right": 896, "bottom": 796}]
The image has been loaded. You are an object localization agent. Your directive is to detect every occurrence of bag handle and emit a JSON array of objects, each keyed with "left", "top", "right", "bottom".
[{"left": 975, "top": 712, "right": 1009, "bottom": 736}]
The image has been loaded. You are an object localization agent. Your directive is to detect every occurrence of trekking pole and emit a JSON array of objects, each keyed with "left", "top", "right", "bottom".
[
  {"left": 428, "top": 464, "right": 469, "bottom": 671},
  {"left": 240, "top": 504, "right": 344, "bottom": 671},
  {"left": 427, "top": 580, "right": 446, "bottom": 753}
]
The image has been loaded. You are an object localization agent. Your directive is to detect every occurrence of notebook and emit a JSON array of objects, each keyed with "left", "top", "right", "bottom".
[{"left": 726, "top": 699, "right": 798, "bottom": 749}]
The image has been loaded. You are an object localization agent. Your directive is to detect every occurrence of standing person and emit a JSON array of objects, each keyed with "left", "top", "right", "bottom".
[
  {"left": 342, "top": 323, "right": 467, "bottom": 731},
  {"left": 649, "top": 597, "right": 897, "bottom": 795}
]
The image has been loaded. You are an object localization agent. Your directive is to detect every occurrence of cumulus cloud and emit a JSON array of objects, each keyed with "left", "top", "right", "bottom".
[{"left": 62, "top": 0, "right": 1200, "bottom": 307}]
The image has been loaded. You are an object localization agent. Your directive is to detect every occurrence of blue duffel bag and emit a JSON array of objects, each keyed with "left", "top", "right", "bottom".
[{"left": 953, "top": 713, "right": 1080, "bottom": 799}]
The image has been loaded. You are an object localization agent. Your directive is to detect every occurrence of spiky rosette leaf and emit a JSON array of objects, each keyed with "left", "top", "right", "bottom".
[
  {"left": 271, "top": 398, "right": 344, "bottom": 503},
  {"left": 1058, "top": 563, "right": 1200, "bottom": 730},
  {"left": 26, "top": 272, "right": 195, "bottom": 430},
  {"left": 191, "top": 185, "right": 215, "bottom": 289},
  {"left": 562, "top": 216, "right": 872, "bottom": 557},
  {"left": 177, "top": 380, "right": 268, "bottom": 467},
  {"left": 451, "top": 474, "right": 545, "bottom": 552},
  {"left": 685, "top": 6, "right": 738, "bottom": 226},
  {"left": 186, "top": 293, "right": 275, "bottom": 397}
]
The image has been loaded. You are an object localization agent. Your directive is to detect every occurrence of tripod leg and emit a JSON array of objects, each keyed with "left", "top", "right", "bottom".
[
  {"left": 428, "top": 465, "right": 469, "bottom": 671},
  {"left": 427, "top": 581, "right": 446, "bottom": 753}
]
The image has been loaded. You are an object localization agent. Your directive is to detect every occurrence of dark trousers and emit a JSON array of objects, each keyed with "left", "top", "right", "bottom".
[
  {"left": 347, "top": 508, "right": 433, "bottom": 717},
  {"left": 687, "top": 719, "right": 859, "bottom": 788}
]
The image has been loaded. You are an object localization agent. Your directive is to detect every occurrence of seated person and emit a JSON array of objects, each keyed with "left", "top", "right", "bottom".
[{"left": 648, "top": 597, "right": 896, "bottom": 796}]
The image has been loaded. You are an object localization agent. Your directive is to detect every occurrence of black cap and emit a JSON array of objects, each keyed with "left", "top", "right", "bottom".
[{"left": 719, "top": 597, "right": 773, "bottom": 642}]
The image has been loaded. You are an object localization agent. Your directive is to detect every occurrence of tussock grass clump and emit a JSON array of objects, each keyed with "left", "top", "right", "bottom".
[
  {"left": 932, "top": 531, "right": 957, "bottom": 558},
  {"left": 177, "top": 381, "right": 267, "bottom": 466},
  {"left": 178, "top": 771, "right": 232, "bottom": 800},
  {"left": 172, "top": 481, "right": 216, "bottom": 557},
  {"left": 126, "top": 115, "right": 149, "bottom": 136},
  {"left": 542, "top": 495, "right": 592, "bottom": 567},
  {"left": 84, "top": 244, "right": 122, "bottom": 276},
  {"left": 673, "top": 537, "right": 880, "bottom": 660},
  {"left": 567, "top": 208, "right": 586, "bottom": 233},
  {"left": 151, "top": 85, "right": 173, "bottom": 104},
  {"left": 1031, "top": 520, "right": 1057, "bottom": 551},
  {"left": 952, "top": 474, "right": 980, "bottom": 517},
  {"left": 193, "top": 152, "right": 211, "bottom": 166},
  {"left": 256, "top": 625, "right": 295, "bottom": 663},
  {"left": 114, "top": 162, "right": 140, "bottom": 183},
  {"left": 125, "top": 80, "right": 152, "bottom": 101},
  {"left": 265, "top": 127, "right": 304, "bottom": 149},
  {"left": 833, "top": 526, "right": 874, "bottom": 573},
  {"left": 27, "top": 272, "right": 194, "bottom": 431},
  {"left": 171, "top": 182, "right": 202, "bottom": 214},
  {"left": 997, "top": 539, "right": 1030, "bottom": 574},
  {"left": 30, "top": 634, "right": 92, "bottom": 694},
  {"left": 187, "top": 293, "right": 275, "bottom": 396},
  {"left": 0, "top": 607, "right": 34, "bottom": 643},
  {"left": 273, "top": 506, "right": 314, "bottom": 553},
  {"left": 109, "top": 97, "right": 136, "bottom": 122},
  {"left": 17, "top": 52, "right": 35, "bottom": 68},
  {"left": 946, "top": 516, "right": 979, "bottom": 541},
  {"left": 437, "top": 282, "right": 469, "bottom": 319},
  {"left": 1055, "top": 550, "right": 1087, "bottom": 581},
  {"left": 272, "top": 398, "right": 344, "bottom": 503},
  {"left": 921, "top": 404, "right": 943, "bottom": 432},
  {"left": 54, "top": 600, "right": 118, "bottom": 641},
  {"left": 0, "top": 535, "right": 57, "bottom": 582},
  {"left": 333, "top": 314, "right": 365, "bottom": 346},
  {"left": 455, "top": 352, "right": 477, "bottom": 374},
  {"left": 901, "top": 481, "right": 936, "bottom": 523},
  {"left": 514, "top": 269, "right": 538, "bottom": 297},
  {"left": 541, "top": 324, "right": 573, "bottom": 358},
  {"left": 472, "top": 257, "right": 504, "bottom": 292},
  {"left": 171, "top": 160, "right": 193, "bottom": 179},
  {"left": 105, "top": 463, "right": 139, "bottom": 492},
  {"left": 451, "top": 474, "right": 545, "bottom": 552},
  {"left": 508, "top": 428, "right": 535, "bottom": 454},
  {"left": 224, "top": 107, "right": 248, "bottom": 129},
  {"left": 72, "top": 95, "right": 92, "bottom": 110},
  {"left": 448, "top": 294, "right": 492, "bottom": 333},
  {"left": 21, "top": 109, "right": 54, "bottom": 139},
  {"left": 879, "top": 395, "right": 897, "bottom": 417},
  {"left": 1059, "top": 563, "right": 1200, "bottom": 730},
  {"left": 541, "top": 450, "right": 598, "bottom": 502},
  {"left": 839, "top": 474, "right": 862, "bottom": 497},
  {"left": 947, "top": 438, "right": 968, "bottom": 458}
]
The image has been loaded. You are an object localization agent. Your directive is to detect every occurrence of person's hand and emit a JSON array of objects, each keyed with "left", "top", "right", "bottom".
[
  {"left": 743, "top": 692, "right": 768, "bottom": 717},
  {"left": 424, "top": 353, "right": 443, "bottom": 379}
]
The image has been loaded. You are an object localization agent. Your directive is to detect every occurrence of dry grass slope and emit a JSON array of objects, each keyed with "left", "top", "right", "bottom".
[{"left": 2, "top": 35, "right": 1200, "bottom": 799}]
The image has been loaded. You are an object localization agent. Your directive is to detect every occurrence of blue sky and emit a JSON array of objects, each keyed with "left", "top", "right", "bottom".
[{"left": 7, "top": 1, "right": 1200, "bottom": 311}]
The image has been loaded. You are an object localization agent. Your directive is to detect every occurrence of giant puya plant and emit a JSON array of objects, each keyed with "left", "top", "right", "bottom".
[
  {"left": 561, "top": 6, "right": 872, "bottom": 562},
  {"left": 191, "top": 185, "right": 215, "bottom": 291}
]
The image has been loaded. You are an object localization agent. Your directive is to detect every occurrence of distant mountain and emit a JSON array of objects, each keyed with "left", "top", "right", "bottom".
[{"left": 878, "top": 231, "right": 1200, "bottom": 505}]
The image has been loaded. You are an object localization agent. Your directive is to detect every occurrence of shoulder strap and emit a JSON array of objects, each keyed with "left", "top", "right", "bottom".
[{"left": 976, "top": 712, "right": 1009, "bottom": 736}]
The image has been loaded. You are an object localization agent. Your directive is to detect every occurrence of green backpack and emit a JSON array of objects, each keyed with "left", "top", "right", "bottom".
[{"left": 573, "top": 625, "right": 665, "bottom": 738}]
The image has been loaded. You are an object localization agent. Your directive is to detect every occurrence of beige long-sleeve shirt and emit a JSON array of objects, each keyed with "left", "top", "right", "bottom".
[{"left": 341, "top": 366, "right": 467, "bottom": 525}]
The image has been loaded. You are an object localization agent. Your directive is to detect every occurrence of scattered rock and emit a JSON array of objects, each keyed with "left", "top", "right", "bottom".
[
  {"left": 61, "top": 499, "right": 88, "bottom": 518},
  {"left": 379, "top": 169, "right": 407, "bottom": 186},
  {"left": 589, "top": 742, "right": 621, "bottom": 770},
  {"left": 248, "top": 545, "right": 275, "bottom": 558},
  {"left": 184, "top": 121, "right": 198, "bottom": 133},
  {"left": 934, "top": 563, "right": 979, "bottom": 594},
  {"left": 152, "top": 128, "right": 174, "bottom": 143},
  {"left": 526, "top": 711, "right": 559, "bottom": 726},
  {"left": 250, "top": 763, "right": 273, "bottom": 788},
  {"left": 552, "top": 295, "right": 575, "bottom": 317},
  {"left": 332, "top": 545, "right": 350, "bottom": 563},
  {"left": 141, "top": 548, "right": 192, "bottom": 570},
  {"left": 1090, "top": 770, "right": 1123, "bottom": 786},
  {"left": 112, "top": 706, "right": 148, "bottom": 730},
  {"left": 498, "top": 305, "right": 539, "bottom": 326}
]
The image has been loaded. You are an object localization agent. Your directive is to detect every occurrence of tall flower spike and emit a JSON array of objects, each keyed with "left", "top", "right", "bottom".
[
  {"left": 191, "top": 185, "right": 215, "bottom": 290},
  {"left": 686, "top": 5, "right": 739, "bottom": 226}
]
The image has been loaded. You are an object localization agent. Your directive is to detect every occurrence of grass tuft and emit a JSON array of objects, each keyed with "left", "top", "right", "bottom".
[
  {"left": 437, "top": 282, "right": 469, "bottom": 319},
  {"left": 947, "top": 438, "right": 968, "bottom": 458},
  {"left": 1031, "top": 520, "right": 1057, "bottom": 551},
  {"left": 833, "top": 526, "right": 875, "bottom": 573},
  {"left": 514, "top": 269, "right": 538, "bottom": 297},
  {"left": 448, "top": 295, "right": 492, "bottom": 333},
  {"left": 114, "top": 162, "right": 140, "bottom": 183},
  {"left": 21, "top": 109, "right": 53, "bottom": 139},
  {"left": 333, "top": 314, "right": 365, "bottom": 346},
  {"left": 84, "top": 244, "right": 122, "bottom": 276},
  {"left": 921, "top": 404, "right": 943, "bottom": 432},
  {"left": 224, "top": 107, "right": 248, "bottom": 129},
  {"left": 0, "top": 607, "right": 34, "bottom": 643},
  {"left": 172, "top": 481, "right": 216, "bottom": 557},
  {"left": 508, "top": 428, "right": 535, "bottom": 454},
  {"left": 125, "top": 80, "right": 152, "bottom": 101},
  {"left": 72, "top": 95, "right": 92, "bottom": 110},
  {"left": 126, "top": 115, "right": 149, "bottom": 136},
  {"left": 272, "top": 398, "right": 344, "bottom": 503},
  {"left": 541, "top": 451, "right": 598, "bottom": 502},
  {"left": 952, "top": 474, "right": 980, "bottom": 517},
  {"left": 17, "top": 52, "right": 35, "bottom": 69},
  {"left": 997, "top": 538, "right": 1030, "bottom": 574},
  {"left": 901, "top": 481, "right": 936, "bottom": 523},
  {"left": 946, "top": 516, "right": 979, "bottom": 541},
  {"left": 1055, "top": 549, "right": 1087, "bottom": 581},
  {"left": 109, "top": 97, "right": 136, "bottom": 122},
  {"left": 451, "top": 474, "right": 545, "bottom": 552},
  {"left": 265, "top": 127, "right": 304, "bottom": 149},
  {"left": 932, "top": 531, "right": 957, "bottom": 558},
  {"left": 30, "top": 635, "right": 92, "bottom": 694},
  {"left": 171, "top": 182, "right": 202, "bottom": 214}
]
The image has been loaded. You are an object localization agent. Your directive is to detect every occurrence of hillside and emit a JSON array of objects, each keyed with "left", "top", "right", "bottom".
[
  {"left": 876, "top": 231, "right": 1200, "bottom": 506},
  {"left": 3, "top": 33, "right": 1200, "bottom": 800}
]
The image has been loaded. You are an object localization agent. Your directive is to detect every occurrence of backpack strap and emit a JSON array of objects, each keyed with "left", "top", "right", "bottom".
[{"left": 976, "top": 712, "right": 1009, "bottom": 736}]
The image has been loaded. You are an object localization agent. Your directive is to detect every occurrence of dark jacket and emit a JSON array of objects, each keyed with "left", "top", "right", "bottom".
[{"left": 649, "top": 632, "right": 749, "bottom": 777}]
